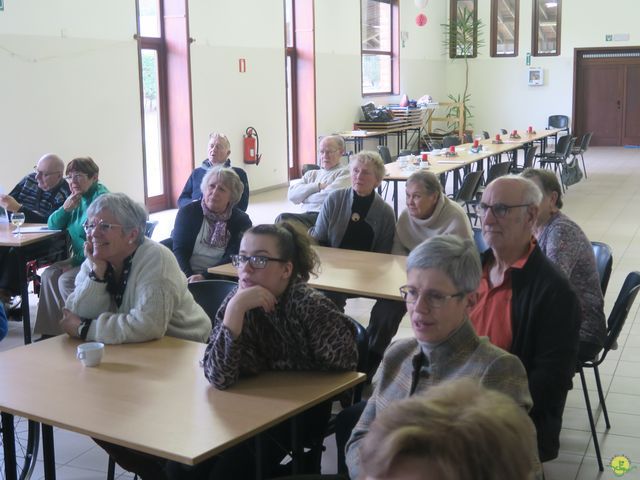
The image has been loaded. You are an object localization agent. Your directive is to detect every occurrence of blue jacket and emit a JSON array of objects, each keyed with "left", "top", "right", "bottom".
[
  {"left": 0, "top": 304, "right": 7, "bottom": 341},
  {"left": 171, "top": 200, "right": 252, "bottom": 277}
]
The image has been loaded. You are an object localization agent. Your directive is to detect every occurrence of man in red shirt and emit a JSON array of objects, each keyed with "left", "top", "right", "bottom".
[{"left": 469, "top": 175, "right": 580, "bottom": 462}]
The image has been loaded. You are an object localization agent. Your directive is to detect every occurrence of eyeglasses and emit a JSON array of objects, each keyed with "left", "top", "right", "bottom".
[
  {"left": 83, "top": 222, "right": 123, "bottom": 234},
  {"left": 399, "top": 286, "right": 465, "bottom": 309},
  {"left": 231, "top": 254, "right": 287, "bottom": 269},
  {"left": 64, "top": 173, "right": 89, "bottom": 182},
  {"left": 476, "top": 203, "right": 531, "bottom": 219},
  {"left": 33, "top": 167, "right": 62, "bottom": 179},
  {"left": 319, "top": 149, "right": 340, "bottom": 155}
]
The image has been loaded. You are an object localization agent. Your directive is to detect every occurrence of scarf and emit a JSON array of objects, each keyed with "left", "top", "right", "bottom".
[{"left": 201, "top": 198, "right": 232, "bottom": 248}]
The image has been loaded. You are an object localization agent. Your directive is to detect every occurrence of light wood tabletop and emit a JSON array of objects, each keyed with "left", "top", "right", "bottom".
[
  {"left": 0, "top": 335, "right": 364, "bottom": 466},
  {"left": 0, "top": 223, "right": 61, "bottom": 247},
  {"left": 209, "top": 245, "right": 407, "bottom": 301}
]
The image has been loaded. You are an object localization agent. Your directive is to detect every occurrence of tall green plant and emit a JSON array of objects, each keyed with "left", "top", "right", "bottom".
[{"left": 441, "top": 7, "right": 484, "bottom": 134}]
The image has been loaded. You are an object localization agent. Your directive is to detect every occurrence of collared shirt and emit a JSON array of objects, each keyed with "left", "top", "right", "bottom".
[{"left": 470, "top": 238, "right": 536, "bottom": 351}]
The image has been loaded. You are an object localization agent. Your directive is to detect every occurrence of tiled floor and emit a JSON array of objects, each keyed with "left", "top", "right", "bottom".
[{"left": 2, "top": 146, "right": 640, "bottom": 479}]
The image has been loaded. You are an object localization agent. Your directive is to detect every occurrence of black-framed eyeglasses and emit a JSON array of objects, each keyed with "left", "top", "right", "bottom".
[
  {"left": 64, "top": 173, "right": 89, "bottom": 182},
  {"left": 33, "top": 167, "right": 62, "bottom": 179},
  {"left": 476, "top": 203, "right": 531, "bottom": 219},
  {"left": 231, "top": 254, "right": 287, "bottom": 269},
  {"left": 83, "top": 221, "right": 123, "bottom": 234},
  {"left": 399, "top": 286, "right": 465, "bottom": 309}
]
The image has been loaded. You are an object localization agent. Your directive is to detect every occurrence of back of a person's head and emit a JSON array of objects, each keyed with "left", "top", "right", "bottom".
[{"left": 360, "top": 379, "right": 536, "bottom": 480}]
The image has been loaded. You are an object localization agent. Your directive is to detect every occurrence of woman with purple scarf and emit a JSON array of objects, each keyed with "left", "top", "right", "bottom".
[{"left": 172, "top": 167, "right": 252, "bottom": 282}]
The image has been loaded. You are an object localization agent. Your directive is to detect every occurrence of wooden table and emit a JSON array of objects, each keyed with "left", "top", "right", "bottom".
[
  {"left": 209, "top": 246, "right": 406, "bottom": 301},
  {"left": 0, "top": 335, "right": 365, "bottom": 479},
  {"left": 0, "top": 224, "right": 66, "bottom": 344}
]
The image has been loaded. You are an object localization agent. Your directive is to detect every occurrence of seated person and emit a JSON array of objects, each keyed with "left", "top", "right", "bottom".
[
  {"left": 60, "top": 192, "right": 211, "bottom": 344},
  {"left": 359, "top": 379, "right": 538, "bottom": 480},
  {"left": 0, "top": 153, "right": 70, "bottom": 306},
  {"left": 172, "top": 166, "right": 252, "bottom": 283},
  {"left": 175, "top": 223, "right": 357, "bottom": 478},
  {"left": 309, "top": 150, "right": 395, "bottom": 310},
  {"left": 366, "top": 170, "right": 474, "bottom": 376},
  {"left": 344, "top": 235, "right": 534, "bottom": 479},
  {"left": 178, "top": 132, "right": 249, "bottom": 211},
  {"left": 0, "top": 303, "right": 7, "bottom": 342},
  {"left": 470, "top": 175, "right": 580, "bottom": 462},
  {"left": 33, "top": 157, "right": 109, "bottom": 338},
  {"left": 277, "top": 135, "right": 351, "bottom": 228},
  {"left": 522, "top": 168, "right": 606, "bottom": 362}
]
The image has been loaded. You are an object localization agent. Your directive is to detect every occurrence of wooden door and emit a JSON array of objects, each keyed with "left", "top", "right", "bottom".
[{"left": 574, "top": 48, "right": 640, "bottom": 147}]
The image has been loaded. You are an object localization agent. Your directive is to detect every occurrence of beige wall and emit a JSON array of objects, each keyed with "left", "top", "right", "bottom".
[{"left": 1, "top": 0, "right": 638, "bottom": 201}]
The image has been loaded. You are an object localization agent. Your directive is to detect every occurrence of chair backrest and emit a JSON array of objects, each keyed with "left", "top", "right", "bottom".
[
  {"left": 591, "top": 241, "right": 613, "bottom": 297},
  {"left": 348, "top": 316, "right": 369, "bottom": 403},
  {"left": 302, "top": 164, "right": 320, "bottom": 175},
  {"left": 601, "top": 272, "right": 640, "bottom": 359},
  {"left": 463, "top": 133, "right": 473, "bottom": 143},
  {"left": 188, "top": 279, "right": 238, "bottom": 325},
  {"left": 377, "top": 145, "right": 393, "bottom": 164},
  {"left": 581, "top": 132, "right": 593, "bottom": 153},
  {"left": 500, "top": 128, "right": 508, "bottom": 135},
  {"left": 482, "top": 130, "right": 490, "bottom": 139},
  {"left": 472, "top": 227, "right": 488, "bottom": 253},
  {"left": 454, "top": 170, "right": 484, "bottom": 203},
  {"left": 555, "top": 134, "right": 574, "bottom": 158},
  {"left": 523, "top": 145, "right": 538, "bottom": 169},
  {"left": 486, "top": 162, "right": 511, "bottom": 185},
  {"left": 145, "top": 221, "right": 158, "bottom": 238},
  {"left": 548, "top": 115, "right": 569, "bottom": 129},
  {"left": 442, "top": 135, "right": 461, "bottom": 148}
]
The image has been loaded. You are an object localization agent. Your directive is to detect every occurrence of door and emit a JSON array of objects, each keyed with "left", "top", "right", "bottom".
[{"left": 574, "top": 48, "right": 640, "bottom": 147}]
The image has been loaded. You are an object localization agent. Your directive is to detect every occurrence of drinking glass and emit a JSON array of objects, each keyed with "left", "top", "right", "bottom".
[{"left": 11, "top": 212, "right": 25, "bottom": 236}]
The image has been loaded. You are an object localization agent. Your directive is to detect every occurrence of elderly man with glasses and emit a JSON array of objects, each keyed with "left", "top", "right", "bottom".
[
  {"left": 469, "top": 175, "right": 581, "bottom": 463},
  {"left": 0, "top": 154, "right": 71, "bottom": 310},
  {"left": 276, "top": 135, "right": 351, "bottom": 229}
]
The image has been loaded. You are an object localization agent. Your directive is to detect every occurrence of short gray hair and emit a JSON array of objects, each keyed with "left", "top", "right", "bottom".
[
  {"left": 494, "top": 175, "right": 543, "bottom": 206},
  {"left": 350, "top": 150, "right": 386, "bottom": 181},
  {"left": 521, "top": 168, "right": 563, "bottom": 209},
  {"left": 200, "top": 166, "right": 244, "bottom": 207},
  {"left": 407, "top": 170, "right": 442, "bottom": 195},
  {"left": 87, "top": 193, "right": 148, "bottom": 245},
  {"left": 320, "top": 135, "right": 346, "bottom": 152},
  {"left": 208, "top": 132, "right": 230, "bottom": 151},
  {"left": 407, "top": 235, "right": 481, "bottom": 293}
]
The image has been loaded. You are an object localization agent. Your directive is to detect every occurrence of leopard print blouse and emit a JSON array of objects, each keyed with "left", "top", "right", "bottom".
[{"left": 203, "top": 281, "right": 358, "bottom": 389}]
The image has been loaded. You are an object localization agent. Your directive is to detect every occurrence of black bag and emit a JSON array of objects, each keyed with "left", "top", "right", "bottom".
[
  {"left": 361, "top": 102, "right": 394, "bottom": 123},
  {"left": 560, "top": 157, "right": 584, "bottom": 187}
]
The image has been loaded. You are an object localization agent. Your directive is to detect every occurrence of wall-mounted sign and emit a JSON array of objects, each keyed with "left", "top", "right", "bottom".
[{"left": 528, "top": 67, "right": 544, "bottom": 86}]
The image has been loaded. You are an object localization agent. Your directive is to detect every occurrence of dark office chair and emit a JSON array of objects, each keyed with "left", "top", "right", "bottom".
[
  {"left": 547, "top": 115, "right": 570, "bottom": 145},
  {"left": 510, "top": 145, "right": 538, "bottom": 174},
  {"left": 301, "top": 164, "right": 320, "bottom": 175},
  {"left": 536, "top": 135, "right": 576, "bottom": 191},
  {"left": 377, "top": 145, "right": 393, "bottom": 200},
  {"left": 442, "top": 135, "right": 461, "bottom": 148},
  {"left": 500, "top": 128, "right": 508, "bottom": 135},
  {"left": 144, "top": 220, "right": 158, "bottom": 238},
  {"left": 472, "top": 227, "right": 488, "bottom": 253},
  {"left": 571, "top": 132, "right": 593, "bottom": 178},
  {"left": 578, "top": 271, "right": 640, "bottom": 472},
  {"left": 463, "top": 133, "right": 473, "bottom": 144},
  {"left": 482, "top": 130, "right": 490, "bottom": 140},
  {"left": 591, "top": 242, "right": 613, "bottom": 296},
  {"left": 449, "top": 170, "right": 484, "bottom": 225},
  {"left": 188, "top": 279, "right": 238, "bottom": 324}
]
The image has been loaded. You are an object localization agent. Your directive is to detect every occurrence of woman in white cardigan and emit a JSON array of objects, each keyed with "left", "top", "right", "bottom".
[{"left": 60, "top": 193, "right": 211, "bottom": 344}]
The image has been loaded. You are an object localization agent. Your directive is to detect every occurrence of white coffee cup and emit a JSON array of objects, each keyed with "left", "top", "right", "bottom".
[{"left": 77, "top": 342, "right": 105, "bottom": 367}]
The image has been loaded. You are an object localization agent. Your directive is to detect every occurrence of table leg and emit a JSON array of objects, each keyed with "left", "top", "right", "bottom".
[
  {"left": 254, "top": 434, "right": 262, "bottom": 480},
  {"left": 393, "top": 180, "right": 399, "bottom": 219},
  {"left": 2, "top": 412, "right": 18, "bottom": 480},
  {"left": 17, "top": 250, "right": 32, "bottom": 345},
  {"left": 290, "top": 416, "right": 301, "bottom": 474},
  {"left": 42, "top": 424, "right": 56, "bottom": 479}
]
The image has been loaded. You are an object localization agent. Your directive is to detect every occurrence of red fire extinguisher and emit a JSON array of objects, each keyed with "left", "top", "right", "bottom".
[{"left": 243, "top": 127, "right": 262, "bottom": 165}]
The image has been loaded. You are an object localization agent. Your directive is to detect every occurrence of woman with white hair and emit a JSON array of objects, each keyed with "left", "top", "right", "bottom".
[
  {"left": 60, "top": 192, "right": 211, "bottom": 344},
  {"left": 172, "top": 166, "right": 252, "bottom": 283}
]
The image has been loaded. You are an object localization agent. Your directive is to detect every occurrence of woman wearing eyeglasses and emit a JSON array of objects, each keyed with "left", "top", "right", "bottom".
[
  {"left": 341, "top": 235, "right": 536, "bottom": 479},
  {"left": 194, "top": 223, "right": 357, "bottom": 478},
  {"left": 33, "top": 156, "right": 109, "bottom": 338},
  {"left": 171, "top": 166, "right": 252, "bottom": 283},
  {"left": 60, "top": 192, "right": 210, "bottom": 344}
]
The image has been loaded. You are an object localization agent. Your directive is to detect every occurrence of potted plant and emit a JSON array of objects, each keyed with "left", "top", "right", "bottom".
[{"left": 441, "top": 7, "right": 485, "bottom": 136}]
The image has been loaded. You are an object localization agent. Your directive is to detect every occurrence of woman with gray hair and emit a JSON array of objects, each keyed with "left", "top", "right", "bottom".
[
  {"left": 172, "top": 166, "right": 252, "bottom": 282},
  {"left": 341, "top": 235, "right": 534, "bottom": 478},
  {"left": 60, "top": 192, "right": 211, "bottom": 344}
]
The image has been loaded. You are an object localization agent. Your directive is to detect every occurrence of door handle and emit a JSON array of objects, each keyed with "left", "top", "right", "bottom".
[{"left": 617, "top": 100, "right": 621, "bottom": 109}]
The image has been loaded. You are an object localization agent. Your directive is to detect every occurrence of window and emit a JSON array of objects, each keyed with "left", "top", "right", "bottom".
[
  {"left": 532, "top": 0, "right": 561, "bottom": 56},
  {"left": 491, "top": 0, "right": 519, "bottom": 57},
  {"left": 361, "top": 0, "right": 399, "bottom": 95},
  {"left": 449, "top": 0, "right": 478, "bottom": 59}
]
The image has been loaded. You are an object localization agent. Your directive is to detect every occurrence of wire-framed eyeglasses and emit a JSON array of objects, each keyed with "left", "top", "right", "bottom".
[{"left": 399, "top": 286, "right": 465, "bottom": 308}]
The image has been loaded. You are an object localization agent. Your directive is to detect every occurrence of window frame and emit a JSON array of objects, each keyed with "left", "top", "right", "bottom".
[
  {"left": 532, "top": 0, "right": 562, "bottom": 57},
  {"left": 360, "top": 0, "right": 400, "bottom": 97},
  {"left": 490, "top": 0, "right": 519, "bottom": 58},
  {"left": 449, "top": 0, "right": 478, "bottom": 59}
]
